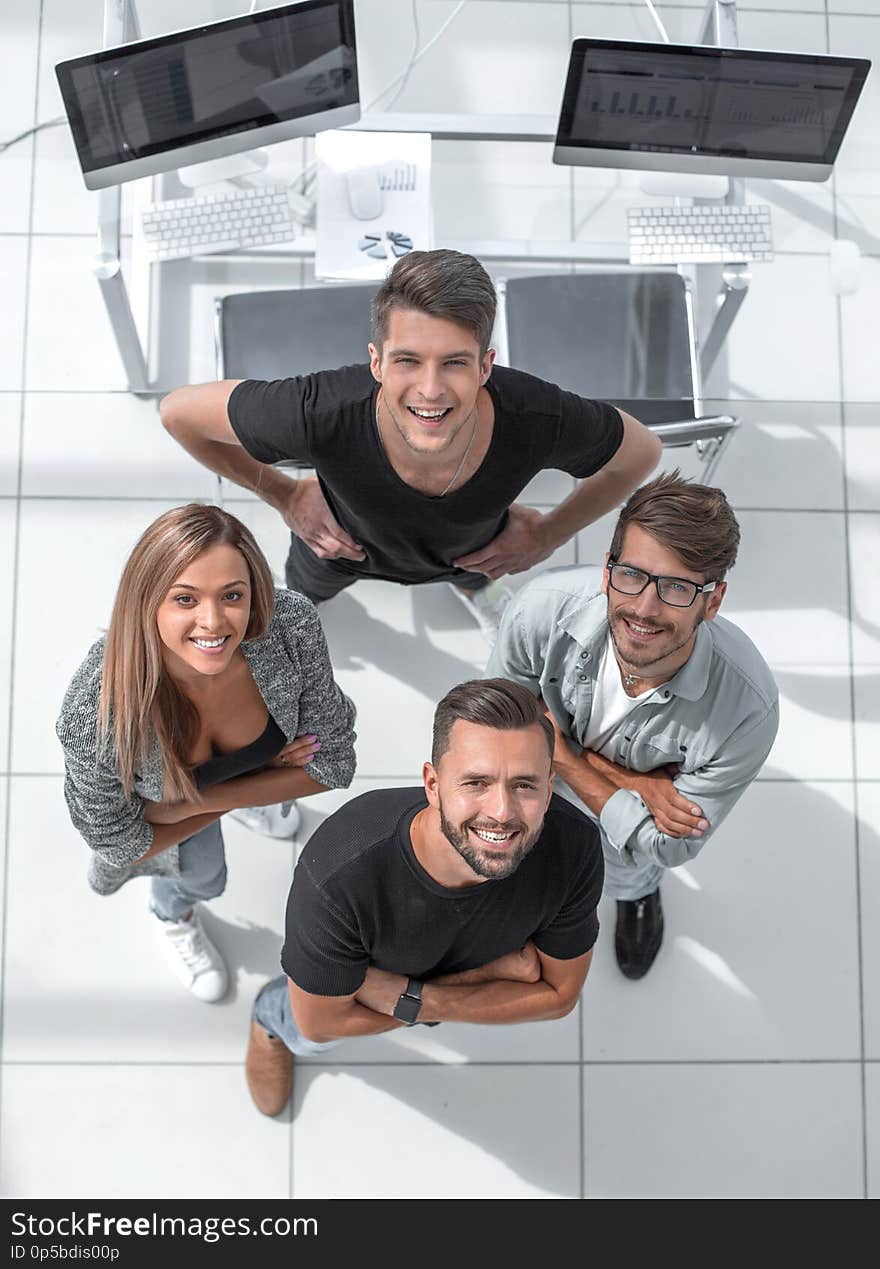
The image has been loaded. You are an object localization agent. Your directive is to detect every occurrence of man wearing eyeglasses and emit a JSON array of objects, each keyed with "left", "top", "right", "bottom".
[{"left": 486, "top": 471, "right": 778, "bottom": 980}]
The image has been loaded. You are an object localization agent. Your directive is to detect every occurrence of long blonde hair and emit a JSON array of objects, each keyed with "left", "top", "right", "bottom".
[{"left": 98, "top": 504, "right": 276, "bottom": 801}]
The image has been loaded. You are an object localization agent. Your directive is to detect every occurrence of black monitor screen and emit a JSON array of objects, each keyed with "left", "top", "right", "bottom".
[
  {"left": 556, "top": 40, "right": 870, "bottom": 166},
  {"left": 56, "top": 0, "right": 358, "bottom": 173}
]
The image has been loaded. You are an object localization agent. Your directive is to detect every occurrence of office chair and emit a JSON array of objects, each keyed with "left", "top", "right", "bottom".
[
  {"left": 500, "top": 272, "right": 738, "bottom": 482},
  {"left": 215, "top": 283, "right": 380, "bottom": 383},
  {"left": 214, "top": 282, "right": 380, "bottom": 495}
]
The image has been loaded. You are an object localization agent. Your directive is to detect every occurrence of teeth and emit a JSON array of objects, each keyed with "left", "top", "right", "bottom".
[
  {"left": 410, "top": 407, "right": 447, "bottom": 419},
  {"left": 627, "top": 621, "right": 659, "bottom": 634},
  {"left": 473, "top": 828, "right": 514, "bottom": 843},
  {"left": 192, "top": 636, "right": 227, "bottom": 648}
]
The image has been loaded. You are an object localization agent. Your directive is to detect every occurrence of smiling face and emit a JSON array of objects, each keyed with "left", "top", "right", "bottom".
[
  {"left": 602, "top": 524, "right": 726, "bottom": 677},
  {"left": 368, "top": 307, "right": 495, "bottom": 458},
  {"left": 423, "top": 720, "right": 553, "bottom": 882},
  {"left": 155, "top": 543, "right": 252, "bottom": 683}
]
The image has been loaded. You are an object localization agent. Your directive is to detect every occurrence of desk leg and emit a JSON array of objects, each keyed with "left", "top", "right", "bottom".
[
  {"left": 103, "top": 0, "right": 141, "bottom": 44},
  {"left": 699, "top": 264, "right": 750, "bottom": 383},
  {"left": 94, "top": 254, "right": 151, "bottom": 395},
  {"left": 698, "top": 0, "right": 738, "bottom": 47},
  {"left": 95, "top": 184, "right": 151, "bottom": 394}
]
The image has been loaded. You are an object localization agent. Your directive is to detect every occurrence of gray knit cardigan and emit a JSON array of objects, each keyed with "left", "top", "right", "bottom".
[{"left": 55, "top": 588, "right": 356, "bottom": 896}]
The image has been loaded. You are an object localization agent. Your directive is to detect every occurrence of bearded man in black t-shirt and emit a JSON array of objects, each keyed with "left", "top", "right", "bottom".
[
  {"left": 242, "top": 678, "right": 604, "bottom": 1118},
  {"left": 159, "top": 250, "right": 661, "bottom": 644}
]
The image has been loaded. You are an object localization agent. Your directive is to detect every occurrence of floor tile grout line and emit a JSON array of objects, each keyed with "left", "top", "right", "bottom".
[
  {"left": 4, "top": 233, "right": 869, "bottom": 258},
  {"left": 835, "top": 261, "right": 869, "bottom": 1207},
  {"left": 571, "top": 200, "right": 585, "bottom": 1178},
  {"left": 263, "top": 1057, "right": 879, "bottom": 1069},
  {"left": 829, "top": 47, "right": 869, "bottom": 1193},
  {"left": 567, "top": 0, "right": 576, "bottom": 265},
  {"left": 580, "top": 1061, "right": 587, "bottom": 1200},
  {"left": 578, "top": 1003, "right": 586, "bottom": 1199},
  {"left": 1, "top": 386, "right": 880, "bottom": 404},
  {"left": 0, "top": 0, "right": 45, "bottom": 1157},
  {"left": 0, "top": 232, "right": 133, "bottom": 240},
  {"left": 3, "top": 773, "right": 877, "bottom": 783},
  {"left": 291, "top": 230, "right": 309, "bottom": 1208},
  {"left": 1, "top": 1057, "right": 870, "bottom": 1068},
  {"left": 0, "top": 390, "right": 139, "bottom": 395},
  {"left": 567, "top": 0, "right": 576, "bottom": 546},
  {"left": 5, "top": 498, "right": 880, "bottom": 517},
  {"left": 562, "top": 3, "right": 876, "bottom": 9}
]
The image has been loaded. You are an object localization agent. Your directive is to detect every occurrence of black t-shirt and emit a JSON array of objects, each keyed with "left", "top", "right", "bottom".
[
  {"left": 228, "top": 363, "right": 623, "bottom": 585},
  {"left": 281, "top": 787, "right": 604, "bottom": 997}
]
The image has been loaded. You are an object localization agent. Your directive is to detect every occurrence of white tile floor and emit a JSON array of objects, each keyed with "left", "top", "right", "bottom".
[{"left": 0, "top": 0, "right": 877, "bottom": 1199}]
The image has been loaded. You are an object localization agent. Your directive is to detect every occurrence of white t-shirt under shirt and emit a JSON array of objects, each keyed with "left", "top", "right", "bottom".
[{"left": 581, "top": 634, "right": 658, "bottom": 758}]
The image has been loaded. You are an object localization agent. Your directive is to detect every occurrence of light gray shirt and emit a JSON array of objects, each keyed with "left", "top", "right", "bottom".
[
  {"left": 56, "top": 589, "right": 357, "bottom": 895},
  {"left": 486, "top": 565, "right": 779, "bottom": 869}
]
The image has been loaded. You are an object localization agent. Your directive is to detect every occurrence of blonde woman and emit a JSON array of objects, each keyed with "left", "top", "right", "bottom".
[{"left": 56, "top": 504, "right": 356, "bottom": 1003}]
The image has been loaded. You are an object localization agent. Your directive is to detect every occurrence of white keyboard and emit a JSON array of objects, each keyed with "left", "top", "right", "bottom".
[
  {"left": 140, "top": 185, "right": 296, "bottom": 262},
  {"left": 627, "top": 203, "right": 774, "bottom": 265}
]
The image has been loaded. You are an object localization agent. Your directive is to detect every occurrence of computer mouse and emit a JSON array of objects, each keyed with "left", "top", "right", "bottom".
[
  {"left": 829, "top": 238, "right": 861, "bottom": 295},
  {"left": 345, "top": 166, "right": 384, "bottom": 220}
]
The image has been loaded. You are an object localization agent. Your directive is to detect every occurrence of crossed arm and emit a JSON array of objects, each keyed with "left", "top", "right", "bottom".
[
  {"left": 542, "top": 705, "right": 778, "bottom": 868},
  {"left": 288, "top": 942, "right": 593, "bottom": 1045},
  {"left": 134, "top": 735, "right": 327, "bottom": 863},
  {"left": 542, "top": 710, "right": 708, "bottom": 840}
]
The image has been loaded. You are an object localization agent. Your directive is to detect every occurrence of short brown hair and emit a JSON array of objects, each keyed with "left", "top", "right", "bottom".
[
  {"left": 432, "top": 678, "right": 554, "bottom": 766},
  {"left": 609, "top": 470, "right": 740, "bottom": 581},
  {"left": 371, "top": 249, "right": 497, "bottom": 356}
]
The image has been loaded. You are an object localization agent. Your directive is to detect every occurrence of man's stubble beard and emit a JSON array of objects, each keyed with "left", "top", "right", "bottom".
[
  {"left": 609, "top": 605, "right": 704, "bottom": 674},
  {"left": 438, "top": 803, "right": 543, "bottom": 881}
]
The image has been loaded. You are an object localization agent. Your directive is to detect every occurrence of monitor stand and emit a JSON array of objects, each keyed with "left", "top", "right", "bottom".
[
  {"left": 176, "top": 149, "right": 271, "bottom": 189},
  {"left": 639, "top": 171, "right": 730, "bottom": 199}
]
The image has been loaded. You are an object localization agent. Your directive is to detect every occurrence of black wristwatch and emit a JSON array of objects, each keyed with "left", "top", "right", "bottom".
[{"left": 393, "top": 977, "right": 424, "bottom": 1025}]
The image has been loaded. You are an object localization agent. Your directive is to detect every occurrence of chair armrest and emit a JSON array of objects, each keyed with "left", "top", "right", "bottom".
[{"left": 648, "top": 415, "right": 739, "bottom": 446}]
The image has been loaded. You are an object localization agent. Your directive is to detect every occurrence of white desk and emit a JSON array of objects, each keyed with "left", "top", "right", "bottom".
[{"left": 94, "top": 0, "right": 751, "bottom": 397}]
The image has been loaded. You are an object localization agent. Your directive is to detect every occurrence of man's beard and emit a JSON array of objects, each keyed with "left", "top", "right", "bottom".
[
  {"left": 608, "top": 605, "right": 703, "bottom": 673},
  {"left": 438, "top": 802, "right": 543, "bottom": 880}
]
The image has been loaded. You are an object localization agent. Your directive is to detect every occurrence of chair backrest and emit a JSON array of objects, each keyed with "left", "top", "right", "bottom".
[
  {"left": 216, "top": 283, "right": 380, "bottom": 381},
  {"left": 502, "top": 272, "right": 697, "bottom": 425}
]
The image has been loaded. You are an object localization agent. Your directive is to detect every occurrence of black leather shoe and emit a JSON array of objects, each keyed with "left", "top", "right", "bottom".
[{"left": 615, "top": 888, "right": 664, "bottom": 980}]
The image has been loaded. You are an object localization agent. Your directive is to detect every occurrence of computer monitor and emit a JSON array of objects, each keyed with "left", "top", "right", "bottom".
[
  {"left": 553, "top": 39, "right": 870, "bottom": 182},
  {"left": 55, "top": 0, "right": 360, "bottom": 190}
]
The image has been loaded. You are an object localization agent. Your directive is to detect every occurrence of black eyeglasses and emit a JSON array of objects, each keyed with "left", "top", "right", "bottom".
[{"left": 607, "top": 559, "right": 718, "bottom": 609}]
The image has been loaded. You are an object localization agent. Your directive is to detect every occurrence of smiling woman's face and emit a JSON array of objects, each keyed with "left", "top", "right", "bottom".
[{"left": 155, "top": 543, "right": 252, "bottom": 681}]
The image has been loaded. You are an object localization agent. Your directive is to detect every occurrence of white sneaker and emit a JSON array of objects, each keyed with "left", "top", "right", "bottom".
[
  {"left": 227, "top": 801, "right": 301, "bottom": 840},
  {"left": 449, "top": 579, "right": 514, "bottom": 643},
  {"left": 151, "top": 906, "right": 228, "bottom": 1003}
]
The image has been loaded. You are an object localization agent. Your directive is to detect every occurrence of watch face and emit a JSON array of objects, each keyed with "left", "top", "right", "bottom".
[{"left": 393, "top": 992, "right": 422, "bottom": 1025}]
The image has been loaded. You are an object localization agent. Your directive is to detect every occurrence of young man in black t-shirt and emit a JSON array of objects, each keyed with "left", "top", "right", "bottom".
[
  {"left": 160, "top": 250, "right": 661, "bottom": 643},
  {"left": 243, "top": 679, "right": 604, "bottom": 1117}
]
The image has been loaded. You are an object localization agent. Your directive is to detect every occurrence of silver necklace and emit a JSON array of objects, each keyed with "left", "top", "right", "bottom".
[{"left": 376, "top": 395, "right": 479, "bottom": 497}]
